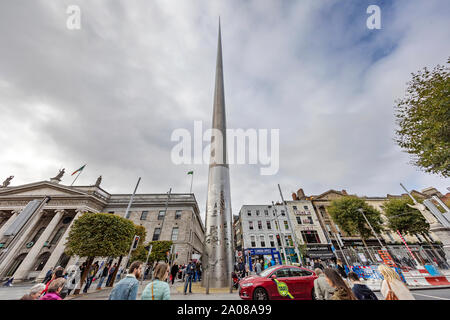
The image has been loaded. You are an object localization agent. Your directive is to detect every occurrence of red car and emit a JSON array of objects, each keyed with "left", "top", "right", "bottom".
[{"left": 239, "top": 265, "right": 317, "bottom": 300}]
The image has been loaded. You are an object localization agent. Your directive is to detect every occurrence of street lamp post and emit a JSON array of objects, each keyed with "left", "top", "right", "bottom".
[
  {"left": 272, "top": 202, "right": 289, "bottom": 265},
  {"left": 358, "top": 208, "right": 385, "bottom": 249},
  {"left": 278, "top": 184, "right": 303, "bottom": 266}
]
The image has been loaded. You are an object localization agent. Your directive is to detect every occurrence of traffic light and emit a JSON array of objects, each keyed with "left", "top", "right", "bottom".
[
  {"left": 276, "top": 234, "right": 281, "bottom": 246},
  {"left": 132, "top": 235, "right": 140, "bottom": 250}
]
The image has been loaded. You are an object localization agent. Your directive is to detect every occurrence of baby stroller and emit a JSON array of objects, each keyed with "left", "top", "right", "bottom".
[{"left": 232, "top": 272, "right": 240, "bottom": 289}]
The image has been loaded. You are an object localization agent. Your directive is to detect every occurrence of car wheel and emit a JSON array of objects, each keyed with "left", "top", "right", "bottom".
[{"left": 253, "top": 287, "right": 269, "bottom": 300}]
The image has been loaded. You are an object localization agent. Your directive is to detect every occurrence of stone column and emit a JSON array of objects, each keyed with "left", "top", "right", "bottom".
[
  {"left": 0, "top": 210, "right": 20, "bottom": 240},
  {"left": 0, "top": 209, "right": 46, "bottom": 278},
  {"left": 13, "top": 209, "right": 64, "bottom": 281},
  {"left": 36, "top": 208, "right": 84, "bottom": 281}
]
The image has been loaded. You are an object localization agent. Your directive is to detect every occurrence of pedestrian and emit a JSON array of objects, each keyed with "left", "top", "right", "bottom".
[
  {"left": 170, "top": 263, "right": 179, "bottom": 285},
  {"left": 184, "top": 259, "right": 196, "bottom": 295},
  {"left": 83, "top": 261, "right": 98, "bottom": 293},
  {"left": 378, "top": 264, "right": 414, "bottom": 300},
  {"left": 106, "top": 263, "right": 117, "bottom": 286},
  {"left": 195, "top": 262, "right": 201, "bottom": 282},
  {"left": 238, "top": 259, "right": 245, "bottom": 277},
  {"left": 3, "top": 277, "right": 14, "bottom": 287},
  {"left": 41, "top": 266, "right": 64, "bottom": 296},
  {"left": 64, "top": 265, "right": 78, "bottom": 296},
  {"left": 323, "top": 268, "right": 356, "bottom": 300},
  {"left": 335, "top": 259, "right": 347, "bottom": 279},
  {"left": 142, "top": 263, "right": 171, "bottom": 300},
  {"left": 42, "top": 268, "right": 53, "bottom": 284},
  {"left": 97, "top": 263, "right": 110, "bottom": 290},
  {"left": 197, "top": 263, "right": 202, "bottom": 281},
  {"left": 108, "top": 261, "right": 142, "bottom": 300},
  {"left": 347, "top": 271, "right": 378, "bottom": 300},
  {"left": 20, "top": 283, "right": 46, "bottom": 300},
  {"left": 255, "top": 260, "right": 262, "bottom": 275},
  {"left": 39, "top": 278, "right": 66, "bottom": 300},
  {"left": 313, "top": 268, "right": 335, "bottom": 300}
]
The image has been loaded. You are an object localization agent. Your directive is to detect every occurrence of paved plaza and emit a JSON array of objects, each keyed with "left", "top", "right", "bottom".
[{"left": 1, "top": 277, "right": 450, "bottom": 300}]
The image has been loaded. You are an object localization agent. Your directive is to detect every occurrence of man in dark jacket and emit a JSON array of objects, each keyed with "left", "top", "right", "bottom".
[
  {"left": 347, "top": 272, "right": 378, "bottom": 300},
  {"left": 171, "top": 263, "right": 179, "bottom": 285},
  {"left": 184, "top": 260, "right": 196, "bottom": 294},
  {"left": 97, "top": 263, "right": 110, "bottom": 289},
  {"left": 336, "top": 259, "right": 347, "bottom": 278}
]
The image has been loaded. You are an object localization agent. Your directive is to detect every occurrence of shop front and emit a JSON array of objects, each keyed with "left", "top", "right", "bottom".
[
  {"left": 244, "top": 248, "right": 282, "bottom": 271},
  {"left": 305, "top": 244, "right": 335, "bottom": 262}
]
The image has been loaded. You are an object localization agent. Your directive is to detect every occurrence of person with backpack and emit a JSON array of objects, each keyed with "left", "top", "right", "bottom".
[
  {"left": 141, "top": 263, "right": 170, "bottom": 300},
  {"left": 108, "top": 261, "right": 142, "bottom": 300},
  {"left": 347, "top": 271, "right": 378, "bottom": 300}
]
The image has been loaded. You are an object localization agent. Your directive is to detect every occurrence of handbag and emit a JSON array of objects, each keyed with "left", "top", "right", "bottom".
[
  {"left": 151, "top": 282, "right": 154, "bottom": 300},
  {"left": 385, "top": 281, "right": 398, "bottom": 300}
]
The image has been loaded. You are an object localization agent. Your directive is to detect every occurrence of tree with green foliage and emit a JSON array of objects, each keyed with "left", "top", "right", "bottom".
[
  {"left": 383, "top": 198, "right": 430, "bottom": 237},
  {"left": 146, "top": 240, "right": 173, "bottom": 265},
  {"left": 395, "top": 57, "right": 450, "bottom": 177},
  {"left": 130, "top": 225, "right": 148, "bottom": 264},
  {"left": 65, "top": 212, "right": 136, "bottom": 294},
  {"left": 328, "top": 197, "right": 384, "bottom": 257}
]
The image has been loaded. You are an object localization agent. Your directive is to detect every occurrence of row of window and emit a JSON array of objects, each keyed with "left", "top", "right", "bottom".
[
  {"left": 248, "top": 234, "right": 294, "bottom": 248},
  {"left": 152, "top": 227, "right": 179, "bottom": 241},
  {"left": 292, "top": 205, "right": 310, "bottom": 211},
  {"left": 295, "top": 216, "right": 314, "bottom": 225},
  {"left": 247, "top": 220, "right": 290, "bottom": 231},
  {"left": 140, "top": 210, "right": 182, "bottom": 221},
  {"left": 246, "top": 209, "right": 286, "bottom": 217}
]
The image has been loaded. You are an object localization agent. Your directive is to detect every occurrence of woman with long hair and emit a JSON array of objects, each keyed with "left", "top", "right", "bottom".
[
  {"left": 141, "top": 262, "right": 171, "bottom": 300},
  {"left": 323, "top": 268, "right": 357, "bottom": 300},
  {"left": 378, "top": 264, "right": 414, "bottom": 300}
]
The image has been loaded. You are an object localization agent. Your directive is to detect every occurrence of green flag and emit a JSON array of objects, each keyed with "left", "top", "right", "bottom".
[{"left": 187, "top": 171, "right": 194, "bottom": 175}]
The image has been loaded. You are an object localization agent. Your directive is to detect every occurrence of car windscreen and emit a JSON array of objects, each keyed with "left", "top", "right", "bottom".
[{"left": 259, "top": 265, "right": 279, "bottom": 277}]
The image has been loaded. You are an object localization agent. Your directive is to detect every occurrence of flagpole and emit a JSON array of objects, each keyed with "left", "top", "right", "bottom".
[
  {"left": 189, "top": 172, "right": 194, "bottom": 194},
  {"left": 70, "top": 170, "right": 83, "bottom": 186}
]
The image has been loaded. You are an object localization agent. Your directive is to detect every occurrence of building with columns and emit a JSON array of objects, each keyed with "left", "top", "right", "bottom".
[{"left": 0, "top": 179, "right": 204, "bottom": 282}]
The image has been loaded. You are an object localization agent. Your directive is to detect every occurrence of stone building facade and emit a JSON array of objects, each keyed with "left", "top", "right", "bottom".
[
  {"left": 0, "top": 180, "right": 204, "bottom": 282},
  {"left": 239, "top": 204, "right": 300, "bottom": 269},
  {"left": 285, "top": 200, "right": 332, "bottom": 261}
]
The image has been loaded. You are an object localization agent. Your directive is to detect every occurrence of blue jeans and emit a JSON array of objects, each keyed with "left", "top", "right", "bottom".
[
  {"left": 184, "top": 274, "right": 193, "bottom": 293},
  {"left": 97, "top": 276, "right": 106, "bottom": 288},
  {"left": 83, "top": 276, "right": 94, "bottom": 293}
]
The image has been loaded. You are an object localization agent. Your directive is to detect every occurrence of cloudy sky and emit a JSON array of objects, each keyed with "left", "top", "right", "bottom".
[{"left": 0, "top": 0, "right": 449, "bottom": 221}]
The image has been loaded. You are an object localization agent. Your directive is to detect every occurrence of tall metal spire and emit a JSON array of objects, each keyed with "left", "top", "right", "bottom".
[{"left": 203, "top": 19, "right": 234, "bottom": 289}]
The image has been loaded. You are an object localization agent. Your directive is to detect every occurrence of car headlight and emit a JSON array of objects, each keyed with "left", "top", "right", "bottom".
[{"left": 240, "top": 283, "right": 254, "bottom": 287}]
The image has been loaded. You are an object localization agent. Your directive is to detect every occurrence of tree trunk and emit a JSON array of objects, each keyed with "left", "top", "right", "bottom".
[
  {"left": 108, "top": 256, "right": 122, "bottom": 287},
  {"left": 73, "top": 256, "right": 94, "bottom": 295}
]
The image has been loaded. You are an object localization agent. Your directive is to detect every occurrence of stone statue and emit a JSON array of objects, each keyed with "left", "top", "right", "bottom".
[
  {"left": 51, "top": 168, "right": 65, "bottom": 181},
  {"left": 95, "top": 175, "right": 102, "bottom": 187},
  {"left": 1, "top": 176, "right": 14, "bottom": 188}
]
